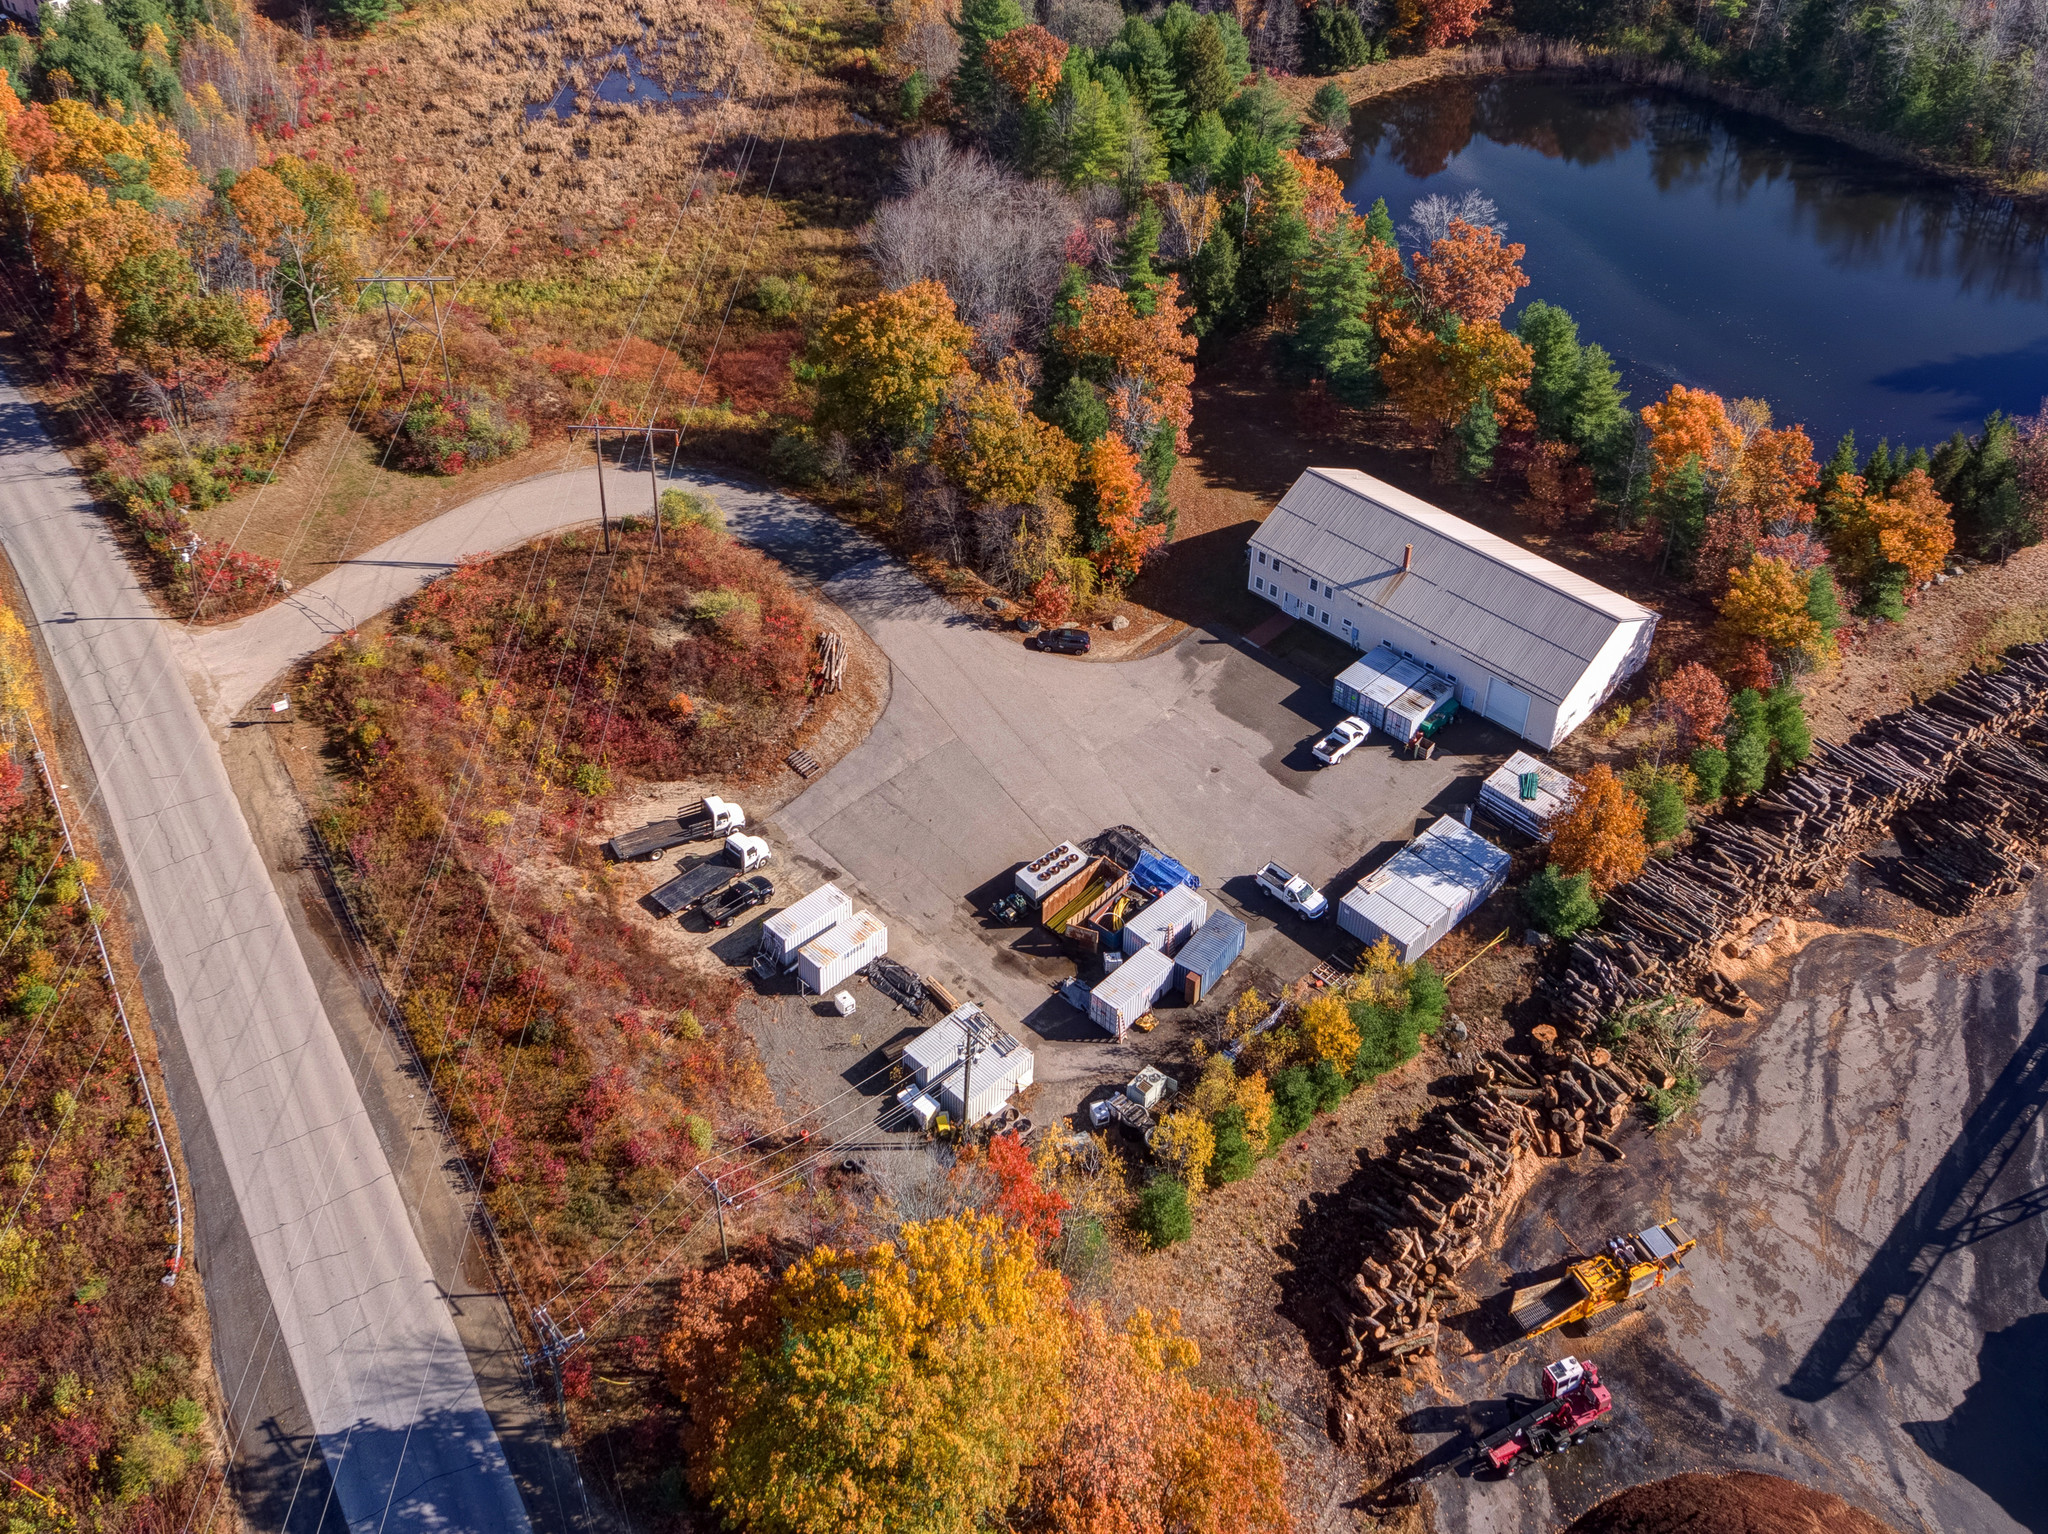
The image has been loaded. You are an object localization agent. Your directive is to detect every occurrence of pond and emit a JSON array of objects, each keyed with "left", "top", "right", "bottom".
[{"left": 1343, "top": 75, "right": 2048, "bottom": 449}]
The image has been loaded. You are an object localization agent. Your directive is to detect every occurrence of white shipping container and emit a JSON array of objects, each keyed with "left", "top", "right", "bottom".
[
  {"left": 1337, "top": 816, "right": 1509, "bottom": 962},
  {"left": 761, "top": 883, "right": 852, "bottom": 967},
  {"left": 797, "top": 911, "right": 888, "bottom": 992},
  {"left": 1089, "top": 945, "right": 1175, "bottom": 1036},
  {"left": 1121, "top": 884, "right": 1209, "bottom": 957},
  {"left": 903, "top": 1005, "right": 1036, "bottom": 1125},
  {"left": 1014, "top": 841, "right": 1087, "bottom": 902}
]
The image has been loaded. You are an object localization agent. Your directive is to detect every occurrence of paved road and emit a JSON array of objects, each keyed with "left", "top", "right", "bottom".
[
  {"left": 1407, "top": 870, "right": 2048, "bottom": 1534},
  {"left": 191, "top": 464, "right": 1518, "bottom": 1073},
  {"left": 0, "top": 378, "right": 532, "bottom": 1534}
]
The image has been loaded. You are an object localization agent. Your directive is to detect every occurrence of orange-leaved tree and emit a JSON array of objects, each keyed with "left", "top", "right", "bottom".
[
  {"left": 986, "top": 24, "right": 1069, "bottom": 104},
  {"left": 1715, "top": 554, "right": 1832, "bottom": 673},
  {"left": 988, "top": 1127, "right": 1070, "bottom": 1246},
  {"left": 1651, "top": 662, "right": 1730, "bottom": 751},
  {"left": 1422, "top": 0, "right": 1495, "bottom": 47},
  {"left": 1641, "top": 384, "right": 1744, "bottom": 490},
  {"left": 805, "top": 278, "right": 975, "bottom": 446},
  {"left": 1087, "top": 433, "right": 1165, "bottom": 587},
  {"left": 226, "top": 154, "right": 366, "bottom": 333},
  {"left": 1377, "top": 313, "right": 1532, "bottom": 447},
  {"left": 1065, "top": 276, "right": 1198, "bottom": 452},
  {"left": 1024, "top": 1307, "right": 1293, "bottom": 1534},
  {"left": 1410, "top": 216, "right": 1528, "bottom": 326},
  {"left": 1824, "top": 468, "right": 1956, "bottom": 588},
  {"left": 1546, "top": 762, "right": 1648, "bottom": 894},
  {"left": 929, "top": 356, "right": 1079, "bottom": 506},
  {"left": 665, "top": 1213, "right": 1071, "bottom": 1534}
]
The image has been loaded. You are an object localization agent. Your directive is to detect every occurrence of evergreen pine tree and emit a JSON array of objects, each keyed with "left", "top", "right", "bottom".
[
  {"left": 1567, "top": 343, "right": 1632, "bottom": 481},
  {"left": 1309, "top": 81, "right": 1350, "bottom": 130},
  {"left": 1240, "top": 203, "right": 1309, "bottom": 317},
  {"left": 1049, "top": 375, "right": 1109, "bottom": 446},
  {"left": 1188, "top": 226, "right": 1242, "bottom": 336},
  {"left": 1291, "top": 214, "right": 1377, "bottom": 402},
  {"left": 1806, "top": 566, "right": 1844, "bottom": 637},
  {"left": 1179, "top": 108, "right": 1232, "bottom": 181},
  {"left": 1517, "top": 300, "right": 1582, "bottom": 440},
  {"left": 1181, "top": 16, "right": 1235, "bottom": 116},
  {"left": 1365, "top": 195, "right": 1396, "bottom": 248},
  {"left": 1115, "top": 202, "right": 1164, "bottom": 314},
  {"left": 1457, "top": 391, "right": 1499, "bottom": 478},
  {"left": 1652, "top": 457, "right": 1712, "bottom": 576},
  {"left": 1820, "top": 431, "right": 1858, "bottom": 501},
  {"left": 1112, "top": 19, "right": 1189, "bottom": 150},
  {"left": 1765, "top": 687, "right": 1812, "bottom": 765},
  {"left": 1862, "top": 438, "right": 1896, "bottom": 495}
]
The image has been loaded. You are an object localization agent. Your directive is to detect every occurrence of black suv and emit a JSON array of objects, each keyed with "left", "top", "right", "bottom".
[
  {"left": 702, "top": 875, "right": 773, "bottom": 928},
  {"left": 1030, "top": 626, "right": 1092, "bottom": 655}
]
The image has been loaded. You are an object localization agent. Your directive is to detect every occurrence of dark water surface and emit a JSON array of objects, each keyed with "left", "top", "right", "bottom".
[{"left": 1344, "top": 75, "right": 2048, "bottom": 447}]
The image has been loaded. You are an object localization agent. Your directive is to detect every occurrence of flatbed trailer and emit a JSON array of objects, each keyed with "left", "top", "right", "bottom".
[
  {"left": 649, "top": 860, "right": 737, "bottom": 917},
  {"left": 603, "top": 795, "right": 745, "bottom": 861}
]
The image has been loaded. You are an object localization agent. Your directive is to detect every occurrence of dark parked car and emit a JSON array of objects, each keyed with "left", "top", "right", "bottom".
[
  {"left": 702, "top": 875, "right": 773, "bottom": 928},
  {"left": 1030, "top": 626, "right": 1091, "bottom": 656}
]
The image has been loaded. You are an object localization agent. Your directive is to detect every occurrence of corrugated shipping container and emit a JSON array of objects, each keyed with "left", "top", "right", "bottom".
[
  {"left": 905, "top": 1004, "right": 1035, "bottom": 1125},
  {"left": 1360, "top": 655, "right": 1426, "bottom": 732},
  {"left": 1338, "top": 816, "right": 1510, "bottom": 961},
  {"left": 1174, "top": 910, "right": 1247, "bottom": 1004},
  {"left": 760, "top": 882, "right": 851, "bottom": 966},
  {"left": 1333, "top": 645, "right": 1399, "bottom": 716},
  {"left": 1382, "top": 670, "right": 1458, "bottom": 744},
  {"left": 1089, "top": 946, "right": 1175, "bottom": 1036},
  {"left": 797, "top": 911, "right": 887, "bottom": 992},
  {"left": 1122, "top": 884, "right": 1209, "bottom": 957},
  {"left": 1478, "top": 751, "right": 1573, "bottom": 838}
]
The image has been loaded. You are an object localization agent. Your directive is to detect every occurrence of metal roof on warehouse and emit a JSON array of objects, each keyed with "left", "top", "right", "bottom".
[{"left": 1251, "top": 469, "right": 1655, "bottom": 703}]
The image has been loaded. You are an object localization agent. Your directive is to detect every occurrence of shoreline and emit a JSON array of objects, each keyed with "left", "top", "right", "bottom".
[{"left": 1294, "top": 36, "right": 2048, "bottom": 208}]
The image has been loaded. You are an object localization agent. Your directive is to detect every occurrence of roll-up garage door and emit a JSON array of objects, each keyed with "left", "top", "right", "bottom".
[{"left": 1484, "top": 678, "right": 1532, "bottom": 735}]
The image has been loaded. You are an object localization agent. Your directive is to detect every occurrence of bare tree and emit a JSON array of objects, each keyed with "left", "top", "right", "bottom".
[
  {"left": 1046, "top": 0, "right": 1124, "bottom": 48},
  {"left": 1400, "top": 189, "right": 1506, "bottom": 255},
  {"left": 866, "top": 135, "right": 1082, "bottom": 339}
]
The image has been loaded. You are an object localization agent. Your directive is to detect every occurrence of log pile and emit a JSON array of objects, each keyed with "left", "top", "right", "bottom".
[
  {"left": 1334, "top": 1093, "right": 1532, "bottom": 1373},
  {"left": 1334, "top": 1030, "right": 1667, "bottom": 1376},
  {"left": 1537, "top": 642, "right": 2048, "bottom": 1035}
]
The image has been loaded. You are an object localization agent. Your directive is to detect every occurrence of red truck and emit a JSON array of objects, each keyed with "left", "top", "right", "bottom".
[{"left": 1476, "top": 1356, "right": 1614, "bottom": 1476}]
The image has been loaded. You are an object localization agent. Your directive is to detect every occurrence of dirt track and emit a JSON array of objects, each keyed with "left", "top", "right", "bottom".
[{"left": 1409, "top": 867, "right": 2048, "bottom": 1534}]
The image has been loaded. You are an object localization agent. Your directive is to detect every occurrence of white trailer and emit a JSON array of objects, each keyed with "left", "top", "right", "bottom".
[
  {"left": 902, "top": 1004, "right": 1036, "bottom": 1126},
  {"left": 1120, "top": 884, "right": 1209, "bottom": 957},
  {"left": 1089, "top": 945, "right": 1175, "bottom": 1037},
  {"left": 797, "top": 911, "right": 888, "bottom": 993},
  {"left": 757, "top": 882, "right": 852, "bottom": 974},
  {"left": 1337, "top": 816, "right": 1510, "bottom": 962}
]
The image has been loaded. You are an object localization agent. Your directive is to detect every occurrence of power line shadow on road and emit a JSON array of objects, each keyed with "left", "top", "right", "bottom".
[{"left": 1785, "top": 976, "right": 2048, "bottom": 1404}]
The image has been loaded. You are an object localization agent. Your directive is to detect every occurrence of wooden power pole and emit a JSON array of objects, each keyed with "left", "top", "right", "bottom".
[{"left": 353, "top": 275, "right": 458, "bottom": 394}]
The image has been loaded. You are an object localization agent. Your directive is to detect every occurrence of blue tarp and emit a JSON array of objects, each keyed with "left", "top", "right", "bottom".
[{"left": 1128, "top": 848, "right": 1200, "bottom": 894}]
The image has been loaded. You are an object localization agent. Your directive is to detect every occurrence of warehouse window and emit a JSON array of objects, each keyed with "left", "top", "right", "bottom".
[
  {"left": 1254, "top": 576, "right": 1264, "bottom": 592},
  {"left": 1257, "top": 551, "right": 1267, "bottom": 565},
  {"left": 1305, "top": 604, "right": 1317, "bottom": 620},
  {"left": 1321, "top": 610, "right": 1331, "bottom": 626}
]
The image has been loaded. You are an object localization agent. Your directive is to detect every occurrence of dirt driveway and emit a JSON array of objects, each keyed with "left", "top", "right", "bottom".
[{"left": 1409, "top": 870, "right": 2048, "bottom": 1534}]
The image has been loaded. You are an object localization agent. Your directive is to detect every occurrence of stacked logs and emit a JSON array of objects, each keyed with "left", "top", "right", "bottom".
[
  {"left": 1472, "top": 1029, "right": 1644, "bottom": 1161},
  {"left": 1334, "top": 1092, "right": 1532, "bottom": 1373},
  {"left": 1537, "top": 641, "right": 2048, "bottom": 1035}
]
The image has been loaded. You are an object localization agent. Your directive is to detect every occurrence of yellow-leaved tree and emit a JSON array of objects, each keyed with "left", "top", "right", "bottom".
[
  {"left": 1715, "top": 554, "right": 1832, "bottom": 672},
  {"left": 804, "top": 279, "right": 974, "bottom": 447},
  {"left": 929, "top": 356, "right": 1079, "bottom": 506},
  {"left": 672, "top": 1212, "right": 1069, "bottom": 1534},
  {"left": 1298, "top": 994, "right": 1360, "bottom": 1071},
  {"left": 1151, "top": 1109, "right": 1216, "bottom": 1196}
]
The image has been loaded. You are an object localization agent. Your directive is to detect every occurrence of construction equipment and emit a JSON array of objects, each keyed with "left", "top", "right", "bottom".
[
  {"left": 1508, "top": 1220, "right": 1696, "bottom": 1337},
  {"left": 1425, "top": 1356, "right": 1614, "bottom": 1483}
]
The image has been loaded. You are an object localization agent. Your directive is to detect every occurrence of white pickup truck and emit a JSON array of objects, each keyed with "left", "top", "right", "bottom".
[{"left": 1257, "top": 861, "right": 1329, "bottom": 920}]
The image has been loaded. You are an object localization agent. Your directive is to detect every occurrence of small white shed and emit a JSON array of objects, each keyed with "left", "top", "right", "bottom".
[
  {"left": 1121, "top": 884, "right": 1209, "bottom": 957},
  {"left": 1479, "top": 751, "right": 1575, "bottom": 839},
  {"left": 902, "top": 1004, "right": 1035, "bottom": 1126}
]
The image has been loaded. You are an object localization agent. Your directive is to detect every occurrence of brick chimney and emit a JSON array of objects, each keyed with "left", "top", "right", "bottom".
[{"left": 1402, "top": 543, "right": 1413, "bottom": 572}]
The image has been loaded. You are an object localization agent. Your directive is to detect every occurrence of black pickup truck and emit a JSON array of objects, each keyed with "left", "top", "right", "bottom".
[{"left": 702, "top": 875, "right": 773, "bottom": 928}]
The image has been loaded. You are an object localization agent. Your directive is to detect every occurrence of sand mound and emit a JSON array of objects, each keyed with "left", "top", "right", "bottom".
[{"left": 1566, "top": 1472, "right": 1900, "bottom": 1534}]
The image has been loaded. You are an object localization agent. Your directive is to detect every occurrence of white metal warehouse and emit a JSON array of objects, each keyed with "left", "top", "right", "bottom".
[{"left": 1247, "top": 468, "right": 1658, "bottom": 748}]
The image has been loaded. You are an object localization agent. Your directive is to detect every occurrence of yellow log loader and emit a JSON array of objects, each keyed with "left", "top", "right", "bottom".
[{"left": 1508, "top": 1220, "right": 1696, "bottom": 1338}]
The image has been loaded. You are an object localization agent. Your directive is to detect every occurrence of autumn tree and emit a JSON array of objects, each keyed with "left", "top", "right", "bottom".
[
  {"left": 1715, "top": 554, "right": 1832, "bottom": 675},
  {"left": 1651, "top": 662, "right": 1730, "bottom": 751},
  {"left": 1298, "top": 993, "right": 1361, "bottom": 1071},
  {"left": 929, "top": 357, "right": 1080, "bottom": 506},
  {"left": 1546, "top": 762, "right": 1648, "bottom": 894},
  {"left": 988, "top": 1128, "right": 1070, "bottom": 1244},
  {"left": 227, "top": 155, "right": 366, "bottom": 333},
  {"left": 1825, "top": 467, "right": 1956, "bottom": 593},
  {"left": 804, "top": 279, "right": 975, "bottom": 446},
  {"left": 1422, "top": 0, "right": 1494, "bottom": 47},
  {"left": 987, "top": 23, "right": 1069, "bottom": 102},
  {"left": 1085, "top": 432, "right": 1166, "bottom": 586},
  {"left": 672, "top": 1213, "right": 1070, "bottom": 1534},
  {"left": 1410, "top": 217, "right": 1529, "bottom": 326},
  {"left": 1642, "top": 384, "right": 1743, "bottom": 490},
  {"left": 1025, "top": 1307, "right": 1292, "bottom": 1534},
  {"left": 1378, "top": 313, "right": 1532, "bottom": 470},
  {"left": 1151, "top": 1109, "right": 1216, "bottom": 1195},
  {"left": 1060, "top": 274, "right": 1198, "bottom": 451}
]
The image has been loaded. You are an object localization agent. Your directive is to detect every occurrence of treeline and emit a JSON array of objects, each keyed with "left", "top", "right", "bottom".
[{"left": 1516, "top": 0, "right": 2048, "bottom": 176}]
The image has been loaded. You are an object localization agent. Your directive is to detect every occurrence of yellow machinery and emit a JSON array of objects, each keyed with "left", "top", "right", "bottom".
[{"left": 1509, "top": 1220, "right": 1696, "bottom": 1337}]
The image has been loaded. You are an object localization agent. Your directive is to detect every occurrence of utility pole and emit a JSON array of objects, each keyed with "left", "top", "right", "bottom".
[
  {"left": 527, "top": 1305, "right": 586, "bottom": 1426},
  {"left": 352, "top": 276, "right": 459, "bottom": 394},
  {"left": 697, "top": 1165, "right": 729, "bottom": 1263},
  {"left": 959, "top": 1030, "right": 984, "bottom": 1145},
  {"left": 642, "top": 424, "right": 684, "bottom": 551},
  {"left": 564, "top": 424, "right": 616, "bottom": 553}
]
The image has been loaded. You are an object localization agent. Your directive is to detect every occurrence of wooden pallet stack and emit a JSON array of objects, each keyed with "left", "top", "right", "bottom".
[{"left": 1536, "top": 642, "right": 2048, "bottom": 1034}]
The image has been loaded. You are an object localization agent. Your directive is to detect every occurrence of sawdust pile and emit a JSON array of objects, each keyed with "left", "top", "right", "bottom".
[{"left": 1566, "top": 1472, "right": 1901, "bottom": 1534}]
